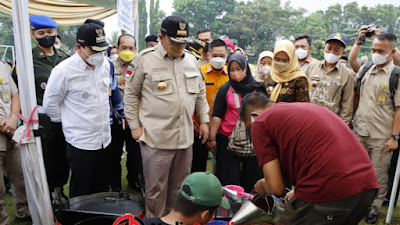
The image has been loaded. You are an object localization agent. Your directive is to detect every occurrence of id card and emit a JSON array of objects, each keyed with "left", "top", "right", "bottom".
[
  {"left": 1, "top": 90, "right": 10, "bottom": 103},
  {"left": 377, "top": 93, "right": 386, "bottom": 105}
]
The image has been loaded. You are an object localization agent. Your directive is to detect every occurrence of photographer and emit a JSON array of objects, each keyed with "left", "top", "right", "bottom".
[{"left": 349, "top": 24, "right": 400, "bottom": 72}]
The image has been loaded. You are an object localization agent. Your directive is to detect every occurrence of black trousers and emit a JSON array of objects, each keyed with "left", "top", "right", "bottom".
[
  {"left": 109, "top": 122, "right": 124, "bottom": 189},
  {"left": 66, "top": 143, "right": 111, "bottom": 198},
  {"left": 386, "top": 143, "right": 400, "bottom": 204},
  {"left": 39, "top": 113, "right": 69, "bottom": 189},
  {"left": 191, "top": 135, "right": 208, "bottom": 173},
  {"left": 215, "top": 134, "right": 263, "bottom": 193},
  {"left": 124, "top": 126, "right": 143, "bottom": 185}
]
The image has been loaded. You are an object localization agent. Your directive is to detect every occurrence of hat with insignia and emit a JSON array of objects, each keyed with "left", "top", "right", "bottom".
[
  {"left": 185, "top": 39, "right": 206, "bottom": 60},
  {"left": 160, "top": 16, "right": 190, "bottom": 44},
  {"left": 145, "top": 34, "right": 158, "bottom": 43},
  {"left": 76, "top": 22, "right": 109, "bottom": 52},
  {"left": 29, "top": 15, "right": 58, "bottom": 30},
  {"left": 326, "top": 32, "right": 348, "bottom": 47}
]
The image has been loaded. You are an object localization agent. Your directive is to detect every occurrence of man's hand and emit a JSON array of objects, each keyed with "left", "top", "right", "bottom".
[
  {"left": 254, "top": 178, "right": 267, "bottom": 197},
  {"left": 207, "top": 139, "right": 216, "bottom": 152},
  {"left": 199, "top": 123, "right": 209, "bottom": 144},
  {"left": 0, "top": 117, "right": 17, "bottom": 136},
  {"left": 131, "top": 127, "right": 143, "bottom": 141},
  {"left": 358, "top": 25, "right": 380, "bottom": 40},
  {"left": 284, "top": 190, "right": 295, "bottom": 203},
  {"left": 385, "top": 138, "right": 398, "bottom": 152}
]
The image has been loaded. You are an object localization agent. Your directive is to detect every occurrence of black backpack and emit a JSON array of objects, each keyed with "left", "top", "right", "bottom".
[{"left": 355, "top": 61, "right": 400, "bottom": 106}]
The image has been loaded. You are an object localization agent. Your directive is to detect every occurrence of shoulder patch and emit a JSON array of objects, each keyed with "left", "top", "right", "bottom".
[{"left": 139, "top": 47, "right": 156, "bottom": 56}]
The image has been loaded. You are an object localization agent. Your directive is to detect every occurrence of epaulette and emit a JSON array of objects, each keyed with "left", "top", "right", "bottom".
[{"left": 138, "top": 46, "right": 156, "bottom": 56}]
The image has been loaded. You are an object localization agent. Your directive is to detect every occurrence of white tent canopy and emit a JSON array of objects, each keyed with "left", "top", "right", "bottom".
[{"left": 1, "top": 0, "right": 117, "bottom": 25}]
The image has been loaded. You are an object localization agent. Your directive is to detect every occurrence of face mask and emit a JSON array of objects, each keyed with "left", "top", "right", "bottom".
[
  {"left": 372, "top": 53, "right": 389, "bottom": 65},
  {"left": 259, "top": 65, "right": 271, "bottom": 75},
  {"left": 109, "top": 54, "right": 118, "bottom": 61},
  {"left": 210, "top": 57, "right": 226, "bottom": 69},
  {"left": 82, "top": 47, "right": 105, "bottom": 67},
  {"left": 36, "top": 35, "right": 56, "bottom": 48},
  {"left": 295, "top": 48, "right": 308, "bottom": 60},
  {"left": 54, "top": 45, "right": 61, "bottom": 50},
  {"left": 119, "top": 50, "right": 135, "bottom": 62},
  {"left": 274, "top": 61, "right": 290, "bottom": 73},
  {"left": 324, "top": 52, "right": 341, "bottom": 64}
]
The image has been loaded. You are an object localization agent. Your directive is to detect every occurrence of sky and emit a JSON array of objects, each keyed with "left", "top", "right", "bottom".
[{"left": 103, "top": 0, "right": 400, "bottom": 37}]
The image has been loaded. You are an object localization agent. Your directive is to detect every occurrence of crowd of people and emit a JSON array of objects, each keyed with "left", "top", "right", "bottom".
[{"left": 0, "top": 12, "right": 399, "bottom": 225}]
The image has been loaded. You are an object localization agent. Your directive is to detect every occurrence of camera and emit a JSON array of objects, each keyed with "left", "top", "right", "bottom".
[{"left": 365, "top": 24, "right": 378, "bottom": 38}]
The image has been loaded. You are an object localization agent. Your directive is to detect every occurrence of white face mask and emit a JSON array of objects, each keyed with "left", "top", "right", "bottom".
[
  {"left": 295, "top": 48, "right": 308, "bottom": 60},
  {"left": 259, "top": 65, "right": 271, "bottom": 75},
  {"left": 210, "top": 57, "right": 226, "bottom": 69},
  {"left": 109, "top": 54, "right": 118, "bottom": 61},
  {"left": 372, "top": 53, "right": 389, "bottom": 65},
  {"left": 82, "top": 47, "right": 105, "bottom": 67},
  {"left": 54, "top": 45, "right": 61, "bottom": 50},
  {"left": 324, "top": 52, "right": 341, "bottom": 64}
]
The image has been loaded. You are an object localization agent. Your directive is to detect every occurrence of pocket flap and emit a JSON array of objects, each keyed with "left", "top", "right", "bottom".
[{"left": 152, "top": 74, "right": 172, "bottom": 82}]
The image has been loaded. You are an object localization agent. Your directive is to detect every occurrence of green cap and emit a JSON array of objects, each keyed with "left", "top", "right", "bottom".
[{"left": 180, "top": 172, "right": 230, "bottom": 209}]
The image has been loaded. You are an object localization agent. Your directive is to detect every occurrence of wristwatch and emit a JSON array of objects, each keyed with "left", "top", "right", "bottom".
[{"left": 391, "top": 134, "right": 400, "bottom": 140}]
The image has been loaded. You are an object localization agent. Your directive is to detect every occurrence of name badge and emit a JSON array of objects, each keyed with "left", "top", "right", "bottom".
[
  {"left": 1, "top": 90, "right": 10, "bottom": 103},
  {"left": 205, "top": 82, "right": 214, "bottom": 86},
  {"left": 378, "top": 93, "right": 386, "bottom": 105}
]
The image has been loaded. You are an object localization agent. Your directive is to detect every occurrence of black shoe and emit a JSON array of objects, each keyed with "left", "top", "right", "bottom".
[
  {"left": 15, "top": 215, "right": 32, "bottom": 222},
  {"left": 365, "top": 213, "right": 378, "bottom": 224}
]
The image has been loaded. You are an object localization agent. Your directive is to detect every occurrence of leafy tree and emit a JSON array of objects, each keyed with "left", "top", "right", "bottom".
[
  {"left": 138, "top": 0, "right": 148, "bottom": 51},
  {"left": 107, "top": 30, "right": 120, "bottom": 46},
  {"left": 57, "top": 25, "right": 79, "bottom": 52},
  {"left": 149, "top": 0, "right": 165, "bottom": 35},
  {"left": 222, "top": 0, "right": 305, "bottom": 54},
  {"left": 173, "top": 0, "right": 236, "bottom": 35}
]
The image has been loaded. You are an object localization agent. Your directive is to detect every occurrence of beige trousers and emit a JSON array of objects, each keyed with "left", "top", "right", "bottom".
[
  {"left": 355, "top": 134, "right": 391, "bottom": 215},
  {"left": 0, "top": 140, "right": 30, "bottom": 225},
  {"left": 140, "top": 143, "right": 192, "bottom": 218}
]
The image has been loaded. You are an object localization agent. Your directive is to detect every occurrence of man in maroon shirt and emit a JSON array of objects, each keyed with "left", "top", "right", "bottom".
[{"left": 239, "top": 93, "right": 379, "bottom": 225}]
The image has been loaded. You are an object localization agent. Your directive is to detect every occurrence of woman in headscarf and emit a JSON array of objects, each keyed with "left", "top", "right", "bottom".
[
  {"left": 207, "top": 53, "right": 266, "bottom": 192},
  {"left": 254, "top": 50, "right": 273, "bottom": 82},
  {"left": 264, "top": 40, "right": 310, "bottom": 102}
]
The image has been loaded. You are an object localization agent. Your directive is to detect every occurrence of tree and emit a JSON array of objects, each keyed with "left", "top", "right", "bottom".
[
  {"left": 57, "top": 25, "right": 79, "bottom": 51},
  {"left": 149, "top": 0, "right": 165, "bottom": 35},
  {"left": 138, "top": 0, "right": 148, "bottom": 51},
  {"left": 221, "top": 0, "right": 305, "bottom": 54},
  {"left": 173, "top": 0, "right": 236, "bottom": 35},
  {"left": 107, "top": 30, "right": 120, "bottom": 46}
]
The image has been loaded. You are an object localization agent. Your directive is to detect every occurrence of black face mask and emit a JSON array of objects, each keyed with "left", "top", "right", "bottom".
[{"left": 36, "top": 35, "right": 56, "bottom": 48}]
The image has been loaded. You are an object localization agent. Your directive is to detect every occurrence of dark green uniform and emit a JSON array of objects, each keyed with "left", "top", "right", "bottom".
[{"left": 32, "top": 46, "right": 69, "bottom": 105}]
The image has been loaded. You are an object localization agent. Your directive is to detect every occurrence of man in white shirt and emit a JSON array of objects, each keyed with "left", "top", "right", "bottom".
[{"left": 43, "top": 21, "right": 111, "bottom": 198}]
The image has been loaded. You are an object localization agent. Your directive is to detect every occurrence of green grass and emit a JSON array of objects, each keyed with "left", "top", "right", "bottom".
[{"left": 4, "top": 153, "right": 400, "bottom": 224}]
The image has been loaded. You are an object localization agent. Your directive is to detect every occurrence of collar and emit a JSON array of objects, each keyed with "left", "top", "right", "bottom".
[
  {"left": 157, "top": 43, "right": 185, "bottom": 59},
  {"left": 304, "top": 54, "right": 315, "bottom": 63},
  {"left": 320, "top": 60, "right": 340, "bottom": 71},
  {"left": 373, "top": 60, "right": 394, "bottom": 74},
  {"left": 74, "top": 52, "right": 92, "bottom": 70},
  {"left": 116, "top": 57, "right": 134, "bottom": 68},
  {"left": 204, "top": 63, "right": 228, "bottom": 75},
  {"left": 34, "top": 46, "right": 60, "bottom": 59}
]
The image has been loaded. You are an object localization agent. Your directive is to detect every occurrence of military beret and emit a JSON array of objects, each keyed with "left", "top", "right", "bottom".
[{"left": 29, "top": 15, "right": 58, "bottom": 30}]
